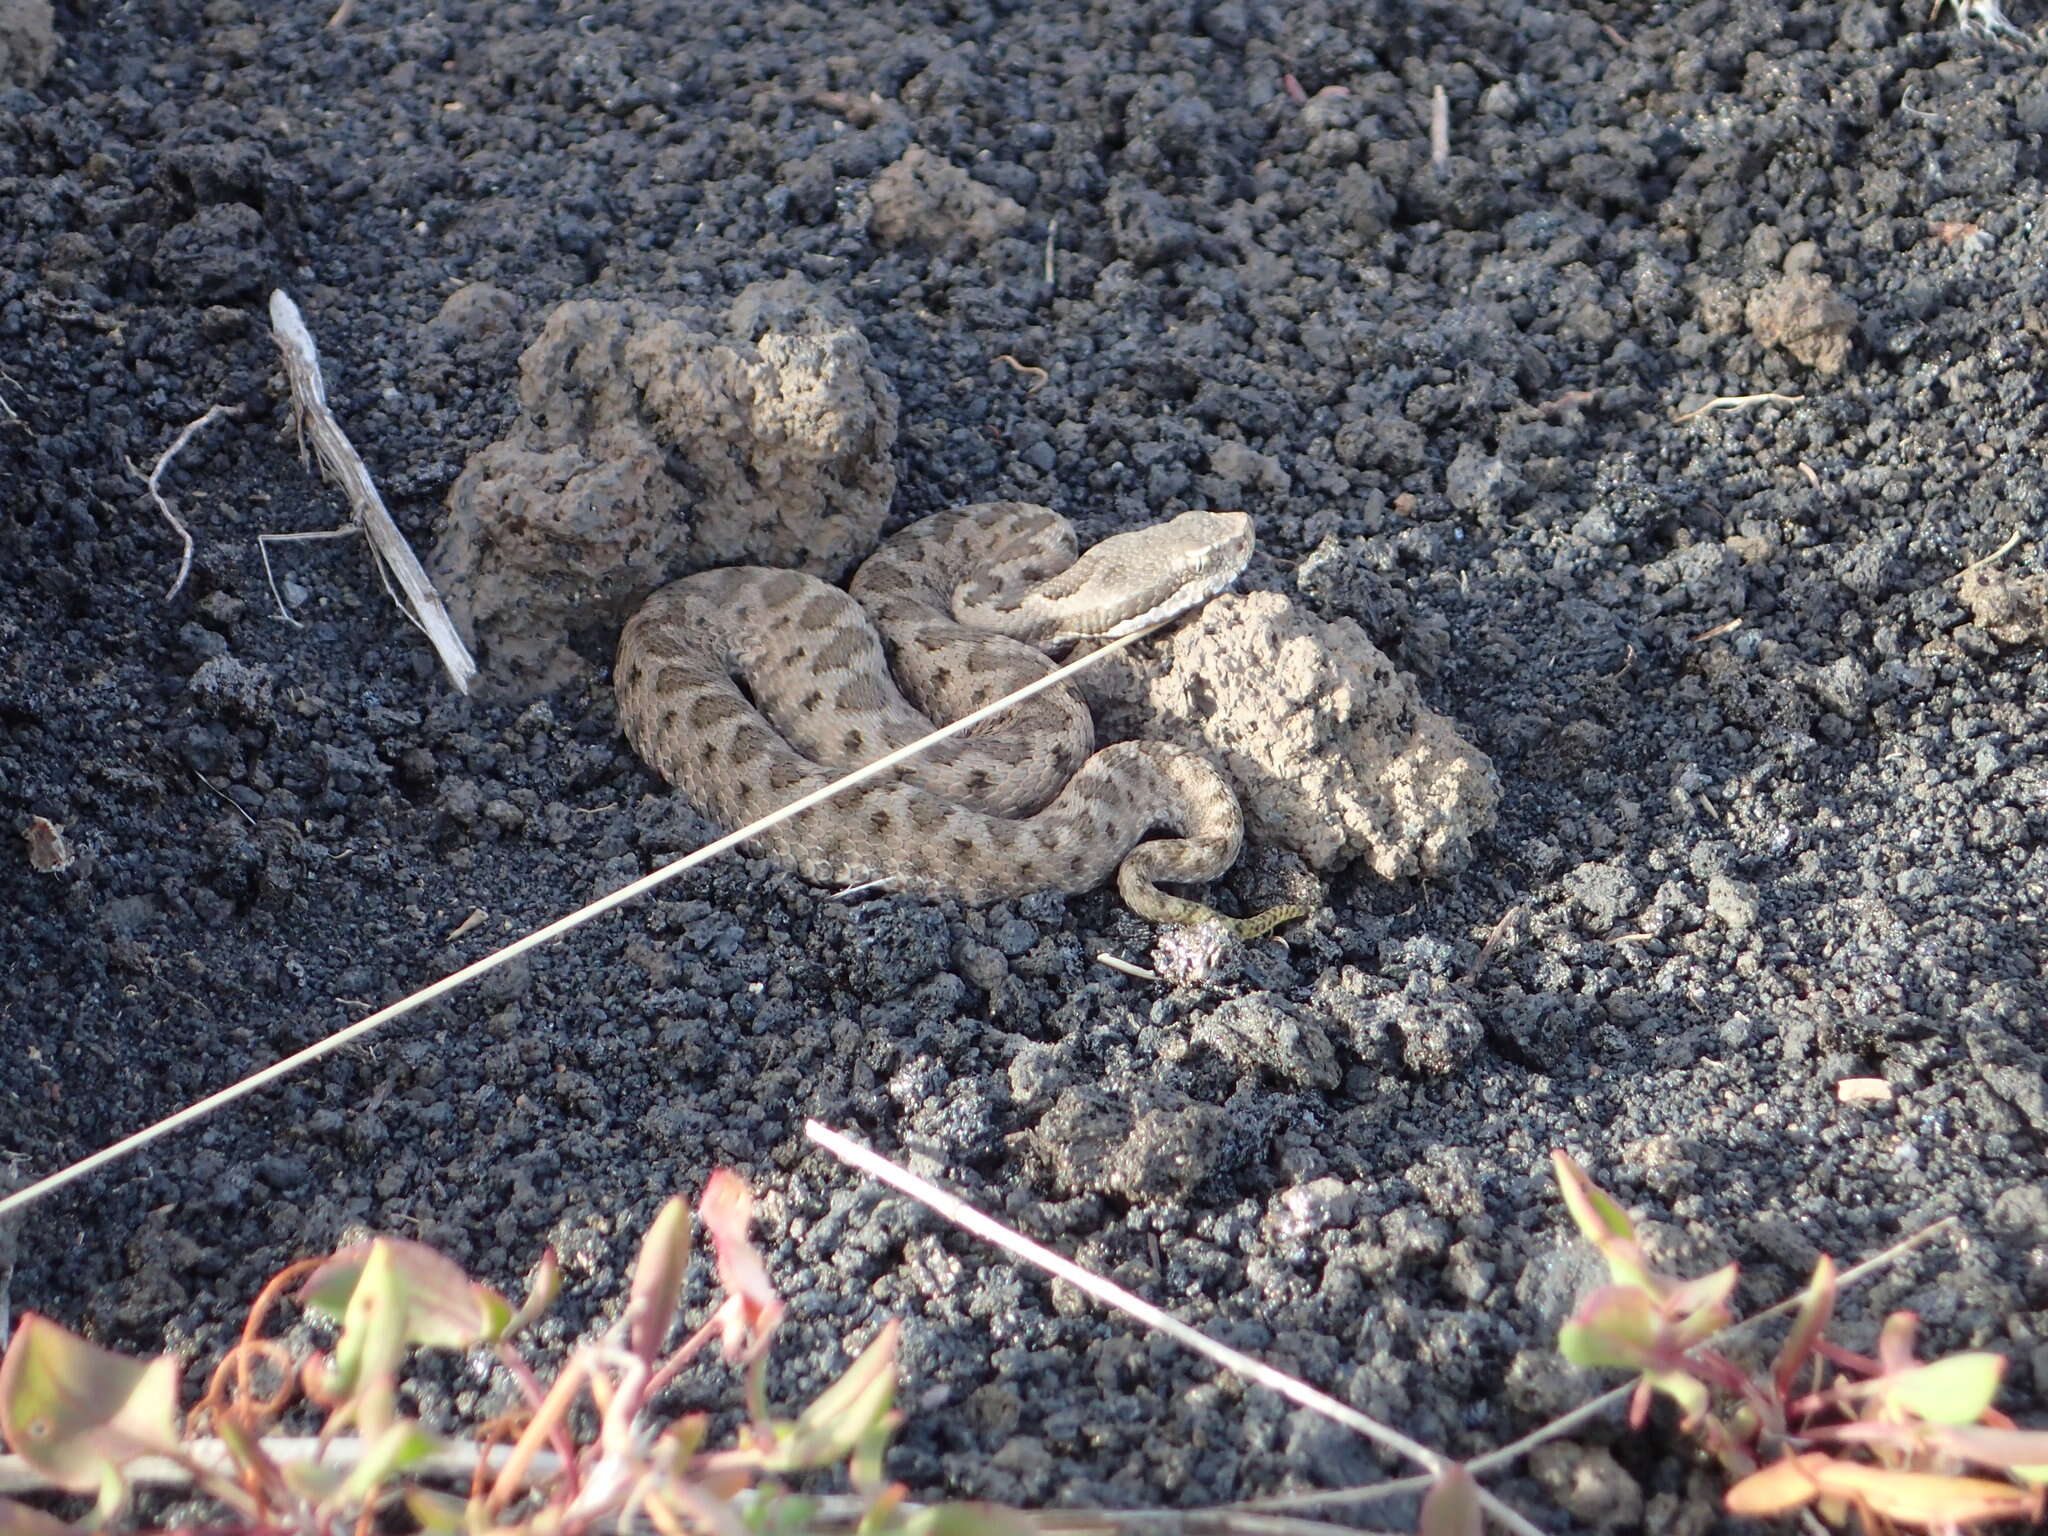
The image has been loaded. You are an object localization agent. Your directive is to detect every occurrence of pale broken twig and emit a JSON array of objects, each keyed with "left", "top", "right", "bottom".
[
  {"left": 1459, "top": 901, "right": 1526, "bottom": 985},
  {"left": 1671, "top": 392, "right": 1805, "bottom": 424},
  {"left": 135, "top": 403, "right": 241, "bottom": 601},
  {"left": 267, "top": 290, "right": 478, "bottom": 694}
]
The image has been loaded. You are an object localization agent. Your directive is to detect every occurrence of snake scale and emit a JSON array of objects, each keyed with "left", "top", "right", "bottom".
[{"left": 615, "top": 502, "right": 1301, "bottom": 936}]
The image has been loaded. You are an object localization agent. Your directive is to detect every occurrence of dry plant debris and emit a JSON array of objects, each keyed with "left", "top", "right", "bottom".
[{"left": 267, "top": 291, "right": 478, "bottom": 694}]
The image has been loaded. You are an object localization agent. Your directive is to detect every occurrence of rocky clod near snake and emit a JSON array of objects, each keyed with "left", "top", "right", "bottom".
[{"left": 615, "top": 503, "right": 1304, "bottom": 936}]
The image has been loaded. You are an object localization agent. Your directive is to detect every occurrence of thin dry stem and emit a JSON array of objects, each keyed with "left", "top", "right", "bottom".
[
  {"left": 255, "top": 524, "right": 362, "bottom": 626},
  {"left": 1955, "top": 528, "right": 2022, "bottom": 580},
  {"left": 138, "top": 403, "right": 239, "bottom": 600},
  {"left": 1460, "top": 901, "right": 1526, "bottom": 984},
  {"left": 192, "top": 770, "right": 258, "bottom": 827}
]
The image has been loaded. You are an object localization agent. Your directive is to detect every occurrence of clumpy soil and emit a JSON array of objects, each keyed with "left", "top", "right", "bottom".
[{"left": 4, "top": 0, "right": 2047, "bottom": 1530}]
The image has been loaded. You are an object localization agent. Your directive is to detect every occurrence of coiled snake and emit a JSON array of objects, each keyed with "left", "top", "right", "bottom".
[{"left": 615, "top": 502, "right": 1301, "bottom": 937}]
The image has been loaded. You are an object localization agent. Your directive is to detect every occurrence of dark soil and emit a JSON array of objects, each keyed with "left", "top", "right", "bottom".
[{"left": 5, "top": 0, "right": 2047, "bottom": 1529}]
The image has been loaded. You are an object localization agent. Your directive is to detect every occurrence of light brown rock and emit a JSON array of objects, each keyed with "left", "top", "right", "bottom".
[
  {"left": 1089, "top": 590, "right": 1498, "bottom": 880},
  {"left": 1746, "top": 272, "right": 1857, "bottom": 374},
  {"left": 868, "top": 144, "right": 1028, "bottom": 252},
  {"left": 0, "top": 0, "right": 55, "bottom": 89},
  {"left": 433, "top": 279, "right": 898, "bottom": 694},
  {"left": 1960, "top": 564, "right": 2048, "bottom": 646}
]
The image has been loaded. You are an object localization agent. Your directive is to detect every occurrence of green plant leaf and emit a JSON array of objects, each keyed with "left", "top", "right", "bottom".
[
  {"left": 502, "top": 1245, "right": 561, "bottom": 1344},
  {"left": 849, "top": 1409, "right": 898, "bottom": 1493},
  {"left": 301, "top": 1236, "right": 511, "bottom": 1351},
  {"left": 1808, "top": 1459, "right": 2038, "bottom": 1527},
  {"left": 1725, "top": 1453, "right": 1829, "bottom": 1516},
  {"left": 1550, "top": 1154, "right": 1657, "bottom": 1292},
  {"left": 332, "top": 1417, "right": 445, "bottom": 1508},
  {"left": 1666, "top": 1262, "right": 1738, "bottom": 1345},
  {"left": 766, "top": 1321, "right": 900, "bottom": 1472},
  {"left": 1559, "top": 1285, "right": 1660, "bottom": 1371},
  {"left": 0, "top": 1496, "right": 80, "bottom": 1536},
  {"left": 855, "top": 1480, "right": 908, "bottom": 1536},
  {"left": 701, "top": 1171, "right": 784, "bottom": 1362},
  {"left": 331, "top": 1241, "right": 412, "bottom": 1425},
  {"left": 279, "top": 1455, "right": 349, "bottom": 1505},
  {"left": 403, "top": 1486, "right": 471, "bottom": 1534},
  {"left": 628, "top": 1197, "right": 692, "bottom": 1365},
  {"left": 1730, "top": 1450, "right": 2045, "bottom": 1526},
  {"left": 1865, "top": 1352, "right": 2005, "bottom": 1425},
  {"left": 739, "top": 1489, "right": 819, "bottom": 1536},
  {"left": 1417, "top": 1464, "right": 1483, "bottom": 1536},
  {"left": 1815, "top": 1418, "right": 2048, "bottom": 1484},
  {"left": 305, "top": 1237, "right": 508, "bottom": 1406},
  {"left": 1643, "top": 1367, "right": 1711, "bottom": 1427},
  {"left": 1876, "top": 1310, "right": 1919, "bottom": 1375},
  {"left": 0, "top": 1315, "right": 180, "bottom": 1495},
  {"left": 473, "top": 1286, "right": 513, "bottom": 1343},
  {"left": 895, "top": 1503, "right": 1040, "bottom": 1536},
  {"left": 1552, "top": 1153, "right": 1633, "bottom": 1245},
  {"left": 1926, "top": 1425, "right": 2048, "bottom": 1484},
  {"left": 1772, "top": 1254, "right": 1836, "bottom": 1399},
  {"left": 657, "top": 1411, "right": 709, "bottom": 1468}
]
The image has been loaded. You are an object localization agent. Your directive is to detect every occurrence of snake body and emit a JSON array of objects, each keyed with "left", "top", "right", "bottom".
[{"left": 615, "top": 502, "right": 1298, "bottom": 934}]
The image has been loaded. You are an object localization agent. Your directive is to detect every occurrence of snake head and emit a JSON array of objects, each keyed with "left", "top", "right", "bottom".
[{"left": 958, "top": 510, "right": 1255, "bottom": 646}]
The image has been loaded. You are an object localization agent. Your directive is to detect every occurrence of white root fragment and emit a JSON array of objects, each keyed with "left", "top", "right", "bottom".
[
  {"left": 267, "top": 290, "right": 478, "bottom": 694},
  {"left": 138, "top": 403, "right": 239, "bottom": 600},
  {"left": 1095, "top": 952, "right": 1161, "bottom": 982}
]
